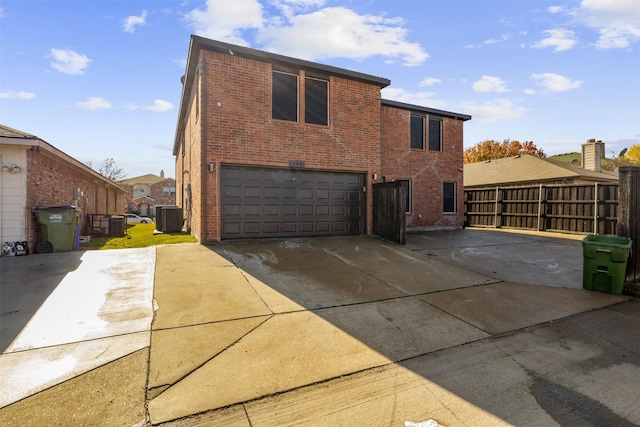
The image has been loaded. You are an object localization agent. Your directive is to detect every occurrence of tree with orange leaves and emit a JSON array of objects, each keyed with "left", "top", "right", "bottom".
[{"left": 464, "top": 139, "right": 546, "bottom": 164}]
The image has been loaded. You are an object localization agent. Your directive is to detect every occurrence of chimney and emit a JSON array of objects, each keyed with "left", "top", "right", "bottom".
[
  {"left": 160, "top": 170, "right": 165, "bottom": 178},
  {"left": 581, "top": 139, "right": 605, "bottom": 172}
]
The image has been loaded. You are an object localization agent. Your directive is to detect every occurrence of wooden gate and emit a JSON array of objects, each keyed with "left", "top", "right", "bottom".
[{"left": 373, "top": 181, "right": 407, "bottom": 244}]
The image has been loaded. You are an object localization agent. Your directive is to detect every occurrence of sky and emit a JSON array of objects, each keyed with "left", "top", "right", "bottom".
[{"left": 1, "top": 0, "right": 639, "bottom": 179}]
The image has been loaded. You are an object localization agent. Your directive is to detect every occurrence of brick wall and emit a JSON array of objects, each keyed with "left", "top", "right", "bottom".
[
  {"left": 175, "top": 45, "right": 466, "bottom": 242},
  {"left": 381, "top": 105, "right": 464, "bottom": 229},
  {"left": 179, "top": 50, "right": 383, "bottom": 242},
  {"left": 176, "top": 73, "right": 204, "bottom": 241},
  {"left": 26, "top": 148, "right": 126, "bottom": 252},
  {"left": 150, "top": 178, "right": 177, "bottom": 206}
]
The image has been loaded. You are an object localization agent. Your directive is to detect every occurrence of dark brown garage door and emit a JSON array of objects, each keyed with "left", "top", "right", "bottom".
[{"left": 221, "top": 165, "right": 365, "bottom": 239}]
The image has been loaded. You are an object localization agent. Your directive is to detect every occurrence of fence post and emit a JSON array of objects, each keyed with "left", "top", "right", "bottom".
[
  {"left": 494, "top": 186, "right": 500, "bottom": 228},
  {"left": 594, "top": 182, "right": 598, "bottom": 235},
  {"left": 618, "top": 166, "right": 639, "bottom": 281},
  {"left": 537, "top": 184, "right": 542, "bottom": 231}
]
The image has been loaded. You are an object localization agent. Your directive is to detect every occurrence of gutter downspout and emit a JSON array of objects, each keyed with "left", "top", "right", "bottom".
[{"left": 200, "top": 58, "right": 208, "bottom": 243}]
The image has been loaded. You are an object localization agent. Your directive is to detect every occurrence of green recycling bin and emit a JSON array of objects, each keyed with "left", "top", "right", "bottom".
[
  {"left": 34, "top": 206, "right": 80, "bottom": 253},
  {"left": 582, "top": 234, "right": 632, "bottom": 295}
]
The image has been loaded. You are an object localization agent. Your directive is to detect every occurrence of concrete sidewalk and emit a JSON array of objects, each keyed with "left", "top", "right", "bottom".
[{"left": 1, "top": 230, "right": 638, "bottom": 426}]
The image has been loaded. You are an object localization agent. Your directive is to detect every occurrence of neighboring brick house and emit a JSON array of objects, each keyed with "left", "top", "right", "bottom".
[
  {"left": 0, "top": 124, "right": 126, "bottom": 254},
  {"left": 121, "top": 172, "right": 176, "bottom": 217},
  {"left": 173, "top": 36, "right": 471, "bottom": 243}
]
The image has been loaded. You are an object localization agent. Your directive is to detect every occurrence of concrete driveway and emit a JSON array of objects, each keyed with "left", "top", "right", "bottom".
[{"left": 1, "top": 229, "right": 638, "bottom": 426}]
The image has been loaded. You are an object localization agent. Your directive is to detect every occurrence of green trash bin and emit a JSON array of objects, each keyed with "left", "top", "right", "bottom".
[
  {"left": 582, "top": 234, "right": 632, "bottom": 295},
  {"left": 34, "top": 206, "right": 80, "bottom": 253}
]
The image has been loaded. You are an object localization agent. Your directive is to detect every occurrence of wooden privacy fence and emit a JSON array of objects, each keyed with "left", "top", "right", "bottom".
[
  {"left": 464, "top": 183, "right": 619, "bottom": 235},
  {"left": 373, "top": 181, "right": 407, "bottom": 244}
]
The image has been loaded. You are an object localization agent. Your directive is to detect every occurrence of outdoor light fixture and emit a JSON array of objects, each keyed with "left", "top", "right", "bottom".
[{"left": 2, "top": 164, "right": 22, "bottom": 174}]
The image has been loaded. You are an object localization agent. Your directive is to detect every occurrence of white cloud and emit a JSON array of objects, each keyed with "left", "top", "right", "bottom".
[
  {"left": 0, "top": 90, "right": 36, "bottom": 100},
  {"left": 125, "top": 99, "right": 173, "bottom": 112},
  {"left": 381, "top": 87, "right": 448, "bottom": 110},
  {"left": 259, "top": 7, "right": 428, "bottom": 66},
  {"left": 571, "top": 0, "right": 640, "bottom": 48},
  {"left": 532, "top": 29, "right": 577, "bottom": 52},
  {"left": 184, "top": 0, "right": 264, "bottom": 46},
  {"left": 483, "top": 33, "right": 512, "bottom": 45},
  {"left": 420, "top": 77, "right": 442, "bottom": 87},
  {"left": 531, "top": 72, "right": 583, "bottom": 91},
  {"left": 472, "top": 76, "right": 509, "bottom": 93},
  {"left": 548, "top": 6, "right": 564, "bottom": 13},
  {"left": 464, "top": 33, "right": 512, "bottom": 48},
  {"left": 523, "top": 88, "right": 536, "bottom": 95},
  {"left": 50, "top": 48, "right": 91, "bottom": 75},
  {"left": 123, "top": 10, "right": 147, "bottom": 33},
  {"left": 75, "top": 97, "right": 111, "bottom": 110},
  {"left": 459, "top": 99, "right": 526, "bottom": 124},
  {"left": 185, "top": 1, "right": 428, "bottom": 66}
]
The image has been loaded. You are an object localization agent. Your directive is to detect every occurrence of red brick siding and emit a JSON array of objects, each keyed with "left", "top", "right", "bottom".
[
  {"left": 176, "top": 48, "right": 466, "bottom": 241},
  {"left": 381, "top": 106, "right": 464, "bottom": 229},
  {"left": 176, "top": 71, "right": 204, "bottom": 241},
  {"left": 185, "top": 51, "right": 383, "bottom": 241},
  {"left": 150, "top": 178, "right": 177, "bottom": 206},
  {"left": 26, "top": 149, "right": 125, "bottom": 253}
]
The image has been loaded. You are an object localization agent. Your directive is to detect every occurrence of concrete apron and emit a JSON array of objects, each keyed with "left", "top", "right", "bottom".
[
  {"left": 0, "top": 231, "right": 635, "bottom": 426},
  {"left": 0, "top": 247, "right": 155, "bottom": 425},
  {"left": 147, "top": 233, "right": 631, "bottom": 425}
]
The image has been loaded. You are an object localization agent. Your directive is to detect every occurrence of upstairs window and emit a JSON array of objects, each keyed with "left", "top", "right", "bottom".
[
  {"left": 272, "top": 71, "right": 298, "bottom": 121},
  {"left": 410, "top": 115, "right": 424, "bottom": 149},
  {"left": 305, "top": 77, "right": 328, "bottom": 125},
  {"left": 428, "top": 117, "right": 442, "bottom": 151},
  {"left": 163, "top": 187, "right": 176, "bottom": 197}
]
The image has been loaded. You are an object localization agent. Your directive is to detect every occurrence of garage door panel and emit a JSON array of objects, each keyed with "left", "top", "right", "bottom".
[
  {"left": 300, "top": 188, "right": 313, "bottom": 199},
  {"left": 283, "top": 188, "right": 297, "bottom": 198},
  {"left": 332, "top": 189, "right": 346, "bottom": 200},
  {"left": 264, "top": 205, "right": 279, "bottom": 216},
  {"left": 317, "top": 205, "right": 330, "bottom": 216},
  {"left": 221, "top": 165, "right": 364, "bottom": 239},
  {"left": 244, "top": 187, "right": 262, "bottom": 198},
  {"left": 223, "top": 204, "right": 242, "bottom": 216},
  {"left": 316, "top": 189, "right": 330, "bottom": 199},
  {"left": 245, "top": 205, "right": 261, "bottom": 216},
  {"left": 224, "top": 185, "right": 242, "bottom": 198}
]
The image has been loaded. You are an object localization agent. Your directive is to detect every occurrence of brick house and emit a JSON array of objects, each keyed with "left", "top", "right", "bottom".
[
  {"left": 121, "top": 172, "right": 176, "bottom": 217},
  {"left": 0, "top": 124, "right": 126, "bottom": 254},
  {"left": 173, "top": 36, "right": 470, "bottom": 243}
]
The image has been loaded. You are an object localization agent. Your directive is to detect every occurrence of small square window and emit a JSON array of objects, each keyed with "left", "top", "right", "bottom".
[{"left": 429, "top": 117, "right": 442, "bottom": 151}]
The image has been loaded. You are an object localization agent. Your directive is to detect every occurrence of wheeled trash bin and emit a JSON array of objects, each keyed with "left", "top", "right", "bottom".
[
  {"left": 582, "top": 234, "right": 632, "bottom": 295},
  {"left": 34, "top": 206, "right": 81, "bottom": 253}
]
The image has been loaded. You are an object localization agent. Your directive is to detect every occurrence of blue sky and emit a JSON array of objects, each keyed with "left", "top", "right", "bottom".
[{"left": 1, "top": 0, "right": 639, "bottom": 179}]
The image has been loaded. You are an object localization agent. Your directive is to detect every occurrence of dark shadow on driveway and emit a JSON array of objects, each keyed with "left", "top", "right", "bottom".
[{"left": 199, "top": 229, "right": 637, "bottom": 425}]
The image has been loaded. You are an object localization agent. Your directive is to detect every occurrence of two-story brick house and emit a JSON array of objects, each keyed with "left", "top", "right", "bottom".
[
  {"left": 121, "top": 171, "right": 176, "bottom": 217},
  {"left": 173, "top": 36, "right": 470, "bottom": 243}
]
